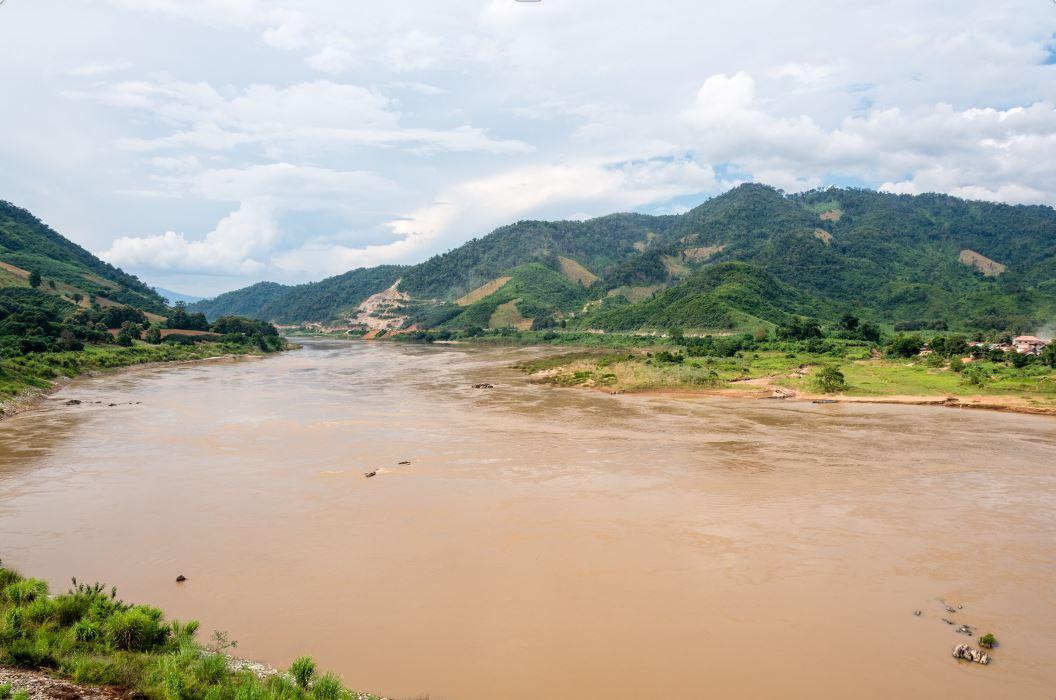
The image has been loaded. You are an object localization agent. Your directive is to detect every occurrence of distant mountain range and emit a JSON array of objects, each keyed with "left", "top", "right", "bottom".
[
  {"left": 153, "top": 287, "right": 205, "bottom": 306},
  {"left": 188, "top": 184, "right": 1056, "bottom": 335}
]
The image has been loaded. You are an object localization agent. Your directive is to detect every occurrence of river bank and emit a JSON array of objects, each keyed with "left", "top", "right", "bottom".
[
  {"left": 517, "top": 349, "right": 1056, "bottom": 417},
  {"left": 0, "top": 342, "right": 287, "bottom": 423}
]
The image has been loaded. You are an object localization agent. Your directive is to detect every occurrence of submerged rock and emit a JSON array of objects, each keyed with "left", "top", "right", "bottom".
[
  {"left": 952, "top": 643, "right": 990, "bottom": 665},
  {"left": 176, "top": 575, "right": 187, "bottom": 582},
  {"left": 397, "top": 461, "right": 411, "bottom": 465},
  {"left": 472, "top": 383, "right": 494, "bottom": 389},
  {"left": 364, "top": 470, "right": 377, "bottom": 478},
  {"left": 64, "top": 399, "right": 82, "bottom": 406},
  {"left": 956, "top": 625, "right": 973, "bottom": 635},
  {"left": 913, "top": 610, "right": 922, "bottom": 616}
]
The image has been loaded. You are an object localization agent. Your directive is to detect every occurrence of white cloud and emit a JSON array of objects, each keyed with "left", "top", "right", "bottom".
[
  {"left": 680, "top": 72, "right": 1056, "bottom": 201},
  {"left": 5, "top": 0, "right": 1056, "bottom": 294},
  {"left": 103, "top": 202, "right": 278, "bottom": 275},
  {"left": 78, "top": 78, "right": 531, "bottom": 155}
]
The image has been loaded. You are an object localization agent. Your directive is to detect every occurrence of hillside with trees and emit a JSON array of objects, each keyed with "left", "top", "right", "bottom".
[
  {"left": 191, "top": 266, "right": 406, "bottom": 323},
  {"left": 186, "top": 184, "right": 1056, "bottom": 336},
  {"left": 0, "top": 201, "right": 167, "bottom": 313},
  {"left": 0, "top": 201, "right": 286, "bottom": 402}
]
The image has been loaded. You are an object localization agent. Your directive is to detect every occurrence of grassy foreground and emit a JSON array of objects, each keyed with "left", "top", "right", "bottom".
[
  {"left": 0, "top": 342, "right": 280, "bottom": 411},
  {"left": 0, "top": 565, "right": 382, "bottom": 700}
]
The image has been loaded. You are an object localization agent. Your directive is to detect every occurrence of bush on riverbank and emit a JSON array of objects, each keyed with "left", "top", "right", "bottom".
[{"left": 0, "top": 565, "right": 382, "bottom": 700}]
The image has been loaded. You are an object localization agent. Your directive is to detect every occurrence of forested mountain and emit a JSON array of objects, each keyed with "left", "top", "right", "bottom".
[
  {"left": 0, "top": 201, "right": 281, "bottom": 360},
  {"left": 191, "top": 265, "right": 406, "bottom": 323},
  {"left": 186, "top": 184, "right": 1056, "bottom": 335},
  {"left": 0, "top": 201, "right": 167, "bottom": 313}
]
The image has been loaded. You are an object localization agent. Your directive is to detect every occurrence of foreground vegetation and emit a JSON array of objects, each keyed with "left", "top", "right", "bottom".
[{"left": 0, "top": 565, "right": 382, "bottom": 700}]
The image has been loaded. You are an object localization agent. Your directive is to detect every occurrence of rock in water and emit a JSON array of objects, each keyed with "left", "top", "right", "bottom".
[
  {"left": 64, "top": 399, "right": 82, "bottom": 406},
  {"left": 952, "top": 644, "right": 990, "bottom": 665},
  {"left": 176, "top": 575, "right": 187, "bottom": 582},
  {"left": 364, "top": 470, "right": 377, "bottom": 478},
  {"left": 397, "top": 461, "right": 411, "bottom": 465}
]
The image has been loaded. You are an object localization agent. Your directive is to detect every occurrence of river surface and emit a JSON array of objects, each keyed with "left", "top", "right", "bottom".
[{"left": 2, "top": 340, "right": 1056, "bottom": 699}]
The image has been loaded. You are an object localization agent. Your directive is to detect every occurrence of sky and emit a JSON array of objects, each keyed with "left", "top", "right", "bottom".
[{"left": 1, "top": 1, "right": 1055, "bottom": 297}]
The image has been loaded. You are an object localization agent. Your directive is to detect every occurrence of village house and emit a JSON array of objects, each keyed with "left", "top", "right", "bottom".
[{"left": 1013, "top": 335, "right": 1050, "bottom": 355}]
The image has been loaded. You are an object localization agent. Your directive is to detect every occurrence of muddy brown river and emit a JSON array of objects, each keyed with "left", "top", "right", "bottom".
[{"left": 2, "top": 340, "right": 1055, "bottom": 698}]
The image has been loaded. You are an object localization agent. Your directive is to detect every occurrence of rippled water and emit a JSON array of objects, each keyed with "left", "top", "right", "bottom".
[{"left": 2, "top": 340, "right": 1055, "bottom": 699}]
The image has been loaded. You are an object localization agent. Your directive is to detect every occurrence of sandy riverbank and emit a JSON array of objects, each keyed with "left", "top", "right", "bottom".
[{"left": 529, "top": 368, "right": 1056, "bottom": 417}]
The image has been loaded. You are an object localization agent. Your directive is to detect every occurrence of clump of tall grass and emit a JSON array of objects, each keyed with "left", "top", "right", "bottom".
[{"left": 0, "top": 565, "right": 383, "bottom": 700}]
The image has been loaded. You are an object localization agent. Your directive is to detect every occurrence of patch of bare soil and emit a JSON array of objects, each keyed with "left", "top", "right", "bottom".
[
  {"left": 958, "top": 249, "right": 1006, "bottom": 276},
  {"left": 682, "top": 245, "right": 726, "bottom": 262},
  {"left": 813, "top": 229, "right": 833, "bottom": 244},
  {"left": 0, "top": 666, "right": 124, "bottom": 700},
  {"left": 819, "top": 208, "right": 842, "bottom": 222},
  {"left": 349, "top": 282, "right": 409, "bottom": 330},
  {"left": 456, "top": 277, "right": 512, "bottom": 306}
]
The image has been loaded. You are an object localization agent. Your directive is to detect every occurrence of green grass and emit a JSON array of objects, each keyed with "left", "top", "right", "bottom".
[
  {"left": 520, "top": 347, "right": 1056, "bottom": 407},
  {"left": 0, "top": 566, "right": 384, "bottom": 700}
]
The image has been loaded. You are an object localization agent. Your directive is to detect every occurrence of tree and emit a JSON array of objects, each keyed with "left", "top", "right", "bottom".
[
  {"left": 667, "top": 325, "right": 684, "bottom": 344},
  {"left": 28, "top": 271, "right": 42, "bottom": 288},
  {"left": 814, "top": 366, "right": 846, "bottom": 393},
  {"left": 1011, "top": 351, "right": 1033, "bottom": 369},
  {"left": 888, "top": 334, "right": 924, "bottom": 358},
  {"left": 1040, "top": 343, "right": 1056, "bottom": 368},
  {"left": 838, "top": 313, "right": 859, "bottom": 332},
  {"left": 777, "top": 317, "right": 822, "bottom": 341},
  {"left": 944, "top": 335, "right": 969, "bottom": 358},
  {"left": 960, "top": 363, "right": 988, "bottom": 386},
  {"left": 145, "top": 327, "right": 162, "bottom": 344}
]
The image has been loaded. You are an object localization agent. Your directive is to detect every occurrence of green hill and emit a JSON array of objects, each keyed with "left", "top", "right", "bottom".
[
  {"left": 191, "top": 266, "right": 406, "bottom": 323},
  {"left": 432, "top": 263, "right": 589, "bottom": 330},
  {"left": 0, "top": 200, "right": 287, "bottom": 397},
  {"left": 585, "top": 262, "right": 823, "bottom": 331},
  {"left": 180, "top": 184, "right": 1056, "bottom": 335},
  {"left": 0, "top": 201, "right": 167, "bottom": 313}
]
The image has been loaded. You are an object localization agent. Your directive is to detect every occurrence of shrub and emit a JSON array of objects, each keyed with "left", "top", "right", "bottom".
[
  {"left": 814, "top": 366, "right": 846, "bottom": 393},
  {"left": 71, "top": 619, "right": 102, "bottom": 644},
  {"left": 311, "top": 673, "right": 344, "bottom": 700},
  {"left": 290, "top": 656, "right": 317, "bottom": 689},
  {"left": 887, "top": 334, "right": 924, "bottom": 358},
  {"left": 0, "top": 568, "right": 22, "bottom": 589},
  {"left": 960, "top": 363, "right": 989, "bottom": 386},
  {"left": 979, "top": 633, "right": 997, "bottom": 648},
  {"left": 4, "top": 579, "right": 48, "bottom": 605},
  {"left": 105, "top": 606, "right": 169, "bottom": 652}
]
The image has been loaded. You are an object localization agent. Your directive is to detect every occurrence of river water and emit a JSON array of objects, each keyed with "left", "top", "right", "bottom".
[{"left": 2, "top": 340, "right": 1055, "bottom": 699}]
